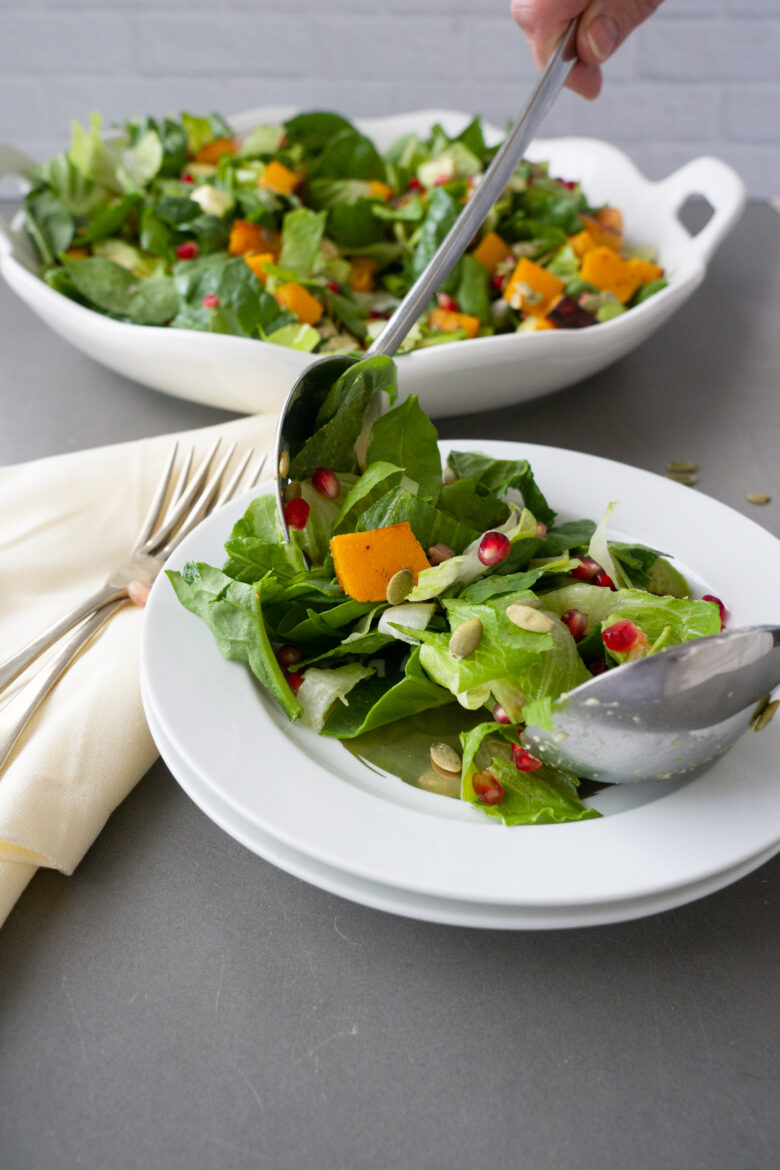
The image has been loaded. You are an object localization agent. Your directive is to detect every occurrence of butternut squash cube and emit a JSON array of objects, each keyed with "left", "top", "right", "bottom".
[
  {"left": 330, "top": 523, "right": 431, "bottom": 602},
  {"left": 627, "top": 256, "right": 665, "bottom": 284},
  {"left": 580, "top": 247, "right": 642, "bottom": 304},
  {"left": 276, "top": 282, "right": 324, "bottom": 325},
  {"left": 503, "top": 257, "right": 564, "bottom": 316},
  {"left": 581, "top": 210, "right": 622, "bottom": 251},
  {"left": 568, "top": 229, "right": 595, "bottom": 259},
  {"left": 195, "top": 137, "right": 236, "bottom": 165},
  {"left": 428, "top": 307, "right": 481, "bottom": 339},
  {"left": 368, "top": 180, "right": 394, "bottom": 201},
  {"left": 349, "top": 256, "right": 378, "bottom": 293},
  {"left": 244, "top": 252, "right": 274, "bottom": 282},
  {"left": 259, "top": 160, "right": 303, "bottom": 195},
  {"left": 472, "top": 231, "right": 511, "bottom": 273},
  {"left": 229, "top": 220, "right": 281, "bottom": 258}
]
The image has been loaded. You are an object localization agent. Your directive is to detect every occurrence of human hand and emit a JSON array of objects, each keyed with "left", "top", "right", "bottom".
[{"left": 511, "top": 0, "right": 664, "bottom": 99}]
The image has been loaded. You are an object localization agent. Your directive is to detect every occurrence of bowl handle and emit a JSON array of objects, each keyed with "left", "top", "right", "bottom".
[
  {"left": 653, "top": 155, "right": 746, "bottom": 266},
  {"left": 0, "top": 143, "right": 38, "bottom": 257}
]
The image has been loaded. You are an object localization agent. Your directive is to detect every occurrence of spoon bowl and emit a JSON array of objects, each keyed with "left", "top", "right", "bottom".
[{"left": 522, "top": 625, "right": 780, "bottom": 785}]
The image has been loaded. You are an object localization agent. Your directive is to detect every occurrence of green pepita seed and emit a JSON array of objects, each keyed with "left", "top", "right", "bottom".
[
  {"left": 284, "top": 479, "right": 302, "bottom": 502},
  {"left": 449, "top": 617, "right": 483, "bottom": 659},
  {"left": 666, "top": 471, "right": 697, "bottom": 486},
  {"left": 752, "top": 699, "right": 778, "bottom": 733},
  {"left": 667, "top": 460, "right": 698, "bottom": 473},
  {"left": 746, "top": 493, "right": 771, "bottom": 505},
  {"left": 506, "top": 603, "right": 555, "bottom": 634},
  {"left": 430, "top": 742, "right": 462, "bottom": 778},
  {"left": 278, "top": 449, "right": 290, "bottom": 479},
  {"left": 386, "top": 567, "right": 414, "bottom": 606}
]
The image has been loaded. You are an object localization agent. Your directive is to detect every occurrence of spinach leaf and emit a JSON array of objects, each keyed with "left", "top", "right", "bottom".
[
  {"left": 24, "top": 189, "right": 74, "bottom": 265},
  {"left": 308, "top": 129, "right": 387, "bottom": 181},
  {"left": 446, "top": 449, "right": 556, "bottom": 525},
  {"left": 333, "top": 461, "right": 405, "bottom": 534},
  {"left": 438, "top": 478, "right": 509, "bottom": 531},
  {"left": 327, "top": 199, "right": 386, "bottom": 248},
  {"left": 61, "top": 256, "right": 178, "bottom": 324},
  {"left": 456, "top": 253, "right": 490, "bottom": 323},
  {"left": 284, "top": 111, "right": 357, "bottom": 151},
  {"left": 77, "top": 193, "right": 141, "bottom": 244},
  {"left": 411, "top": 187, "right": 461, "bottom": 283},
  {"left": 278, "top": 207, "right": 327, "bottom": 278},
  {"left": 357, "top": 488, "right": 479, "bottom": 554},
  {"left": 365, "top": 396, "right": 442, "bottom": 501},
  {"left": 321, "top": 648, "right": 453, "bottom": 738}
]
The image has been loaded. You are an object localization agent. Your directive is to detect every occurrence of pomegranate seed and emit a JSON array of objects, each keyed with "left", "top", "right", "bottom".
[
  {"left": 492, "top": 703, "right": 511, "bottom": 724},
  {"left": 588, "top": 658, "right": 608, "bottom": 676},
  {"left": 702, "top": 594, "right": 727, "bottom": 629},
  {"left": 571, "top": 557, "right": 600, "bottom": 580},
  {"left": 284, "top": 497, "right": 310, "bottom": 530},
  {"left": 368, "top": 309, "right": 389, "bottom": 319},
  {"left": 490, "top": 274, "right": 504, "bottom": 290},
  {"left": 561, "top": 608, "right": 588, "bottom": 642},
  {"left": 175, "top": 241, "right": 198, "bottom": 260},
  {"left": 202, "top": 294, "right": 220, "bottom": 308},
  {"left": 535, "top": 522, "right": 547, "bottom": 539},
  {"left": 427, "top": 542, "right": 455, "bottom": 565},
  {"left": 276, "top": 644, "right": 302, "bottom": 668},
  {"left": 407, "top": 177, "right": 422, "bottom": 192},
  {"left": 602, "top": 619, "right": 645, "bottom": 654},
  {"left": 326, "top": 281, "right": 342, "bottom": 294},
  {"left": 434, "top": 175, "right": 451, "bottom": 187},
  {"left": 557, "top": 178, "right": 576, "bottom": 190},
  {"left": 279, "top": 134, "right": 288, "bottom": 147},
  {"left": 513, "top": 745, "right": 543, "bottom": 772},
  {"left": 477, "top": 531, "right": 511, "bottom": 566},
  {"left": 437, "top": 292, "right": 458, "bottom": 312},
  {"left": 593, "top": 569, "right": 616, "bottom": 590},
  {"left": 287, "top": 670, "right": 305, "bottom": 695},
  {"left": 181, "top": 172, "right": 194, "bottom": 184},
  {"left": 472, "top": 769, "right": 505, "bottom": 805},
  {"left": 311, "top": 466, "right": 340, "bottom": 499}
]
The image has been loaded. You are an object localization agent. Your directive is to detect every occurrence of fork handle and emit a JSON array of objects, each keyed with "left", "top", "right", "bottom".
[
  {"left": 0, "top": 582, "right": 128, "bottom": 694},
  {"left": 0, "top": 599, "right": 129, "bottom": 774}
]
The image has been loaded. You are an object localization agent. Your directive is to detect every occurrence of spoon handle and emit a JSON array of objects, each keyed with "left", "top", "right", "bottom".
[{"left": 366, "top": 19, "right": 578, "bottom": 360}]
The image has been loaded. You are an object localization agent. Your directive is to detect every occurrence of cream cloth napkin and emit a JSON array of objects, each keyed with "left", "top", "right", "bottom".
[{"left": 0, "top": 412, "right": 278, "bottom": 927}]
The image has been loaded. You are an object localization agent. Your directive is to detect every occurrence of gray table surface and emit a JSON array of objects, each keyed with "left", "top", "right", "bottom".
[{"left": 1, "top": 202, "right": 778, "bottom": 1170}]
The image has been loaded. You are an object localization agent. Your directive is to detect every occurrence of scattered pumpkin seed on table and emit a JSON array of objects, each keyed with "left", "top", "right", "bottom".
[{"left": 746, "top": 493, "right": 771, "bottom": 505}]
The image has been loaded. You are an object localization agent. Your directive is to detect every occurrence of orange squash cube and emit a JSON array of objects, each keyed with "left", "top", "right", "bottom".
[
  {"left": 229, "top": 220, "right": 281, "bottom": 258},
  {"left": 627, "top": 256, "right": 664, "bottom": 284},
  {"left": 580, "top": 247, "right": 642, "bottom": 304},
  {"left": 330, "top": 522, "right": 431, "bottom": 602},
  {"left": 472, "top": 231, "right": 511, "bottom": 273},
  {"left": 64, "top": 246, "right": 90, "bottom": 259},
  {"left": 503, "top": 258, "right": 564, "bottom": 316},
  {"left": 275, "top": 282, "right": 324, "bottom": 325},
  {"left": 259, "top": 160, "right": 303, "bottom": 195},
  {"left": 581, "top": 210, "right": 622, "bottom": 251},
  {"left": 368, "top": 179, "right": 394, "bottom": 201},
  {"left": 244, "top": 252, "right": 274, "bottom": 282},
  {"left": 349, "top": 256, "right": 378, "bottom": 293},
  {"left": 195, "top": 137, "right": 236, "bottom": 165},
  {"left": 428, "top": 307, "right": 481, "bottom": 339},
  {"left": 568, "top": 229, "right": 595, "bottom": 259}
]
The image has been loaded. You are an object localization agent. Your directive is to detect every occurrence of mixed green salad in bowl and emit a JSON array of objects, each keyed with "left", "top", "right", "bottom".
[
  {"left": 168, "top": 355, "right": 723, "bottom": 827},
  {"left": 21, "top": 108, "right": 668, "bottom": 357}
]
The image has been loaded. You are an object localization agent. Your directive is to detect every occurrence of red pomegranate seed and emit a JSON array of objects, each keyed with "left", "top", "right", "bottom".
[
  {"left": 437, "top": 292, "right": 458, "bottom": 312},
  {"left": 287, "top": 670, "right": 305, "bottom": 695},
  {"left": 492, "top": 703, "right": 511, "bottom": 725},
  {"left": 181, "top": 172, "right": 194, "bottom": 184},
  {"left": 311, "top": 466, "right": 340, "bottom": 499},
  {"left": 326, "top": 281, "right": 342, "bottom": 294},
  {"left": 571, "top": 557, "right": 601, "bottom": 580},
  {"left": 175, "top": 241, "right": 198, "bottom": 260},
  {"left": 602, "top": 619, "right": 645, "bottom": 654},
  {"left": 202, "top": 294, "right": 220, "bottom": 308},
  {"left": 513, "top": 745, "right": 542, "bottom": 772},
  {"left": 368, "top": 309, "right": 389, "bottom": 319},
  {"left": 588, "top": 658, "right": 608, "bottom": 676},
  {"left": 593, "top": 569, "right": 616, "bottom": 590},
  {"left": 490, "top": 274, "right": 504, "bottom": 290},
  {"left": 279, "top": 134, "right": 288, "bottom": 147},
  {"left": 535, "top": 522, "right": 547, "bottom": 539},
  {"left": 276, "top": 644, "right": 303, "bottom": 668},
  {"left": 472, "top": 769, "right": 505, "bottom": 805},
  {"left": 284, "top": 497, "right": 310, "bottom": 530},
  {"left": 561, "top": 608, "right": 588, "bottom": 642},
  {"left": 434, "top": 175, "right": 451, "bottom": 186},
  {"left": 408, "top": 177, "right": 422, "bottom": 192},
  {"left": 702, "top": 594, "right": 727, "bottom": 629},
  {"left": 478, "top": 531, "right": 511, "bottom": 566}
]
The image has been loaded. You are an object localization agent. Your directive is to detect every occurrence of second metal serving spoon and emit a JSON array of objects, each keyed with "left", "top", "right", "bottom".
[{"left": 273, "top": 19, "right": 580, "bottom": 532}]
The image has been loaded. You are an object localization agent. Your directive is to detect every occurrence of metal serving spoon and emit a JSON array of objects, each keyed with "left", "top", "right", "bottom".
[
  {"left": 273, "top": 19, "right": 580, "bottom": 533},
  {"left": 522, "top": 624, "right": 780, "bottom": 785}
]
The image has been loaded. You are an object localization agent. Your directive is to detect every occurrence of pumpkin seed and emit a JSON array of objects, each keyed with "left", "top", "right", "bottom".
[
  {"left": 667, "top": 460, "right": 698, "bottom": 473},
  {"left": 430, "top": 742, "right": 462, "bottom": 778},
  {"left": 427, "top": 542, "right": 455, "bottom": 565},
  {"left": 746, "top": 493, "right": 771, "bottom": 505},
  {"left": 506, "top": 603, "right": 555, "bottom": 633},
  {"left": 278, "top": 449, "right": 290, "bottom": 478},
  {"left": 752, "top": 699, "right": 778, "bottom": 733},
  {"left": 666, "top": 471, "right": 697, "bottom": 486},
  {"left": 386, "top": 567, "right": 414, "bottom": 606},
  {"left": 418, "top": 769, "right": 460, "bottom": 799},
  {"left": 284, "top": 479, "right": 302, "bottom": 502},
  {"left": 449, "top": 617, "right": 483, "bottom": 659}
]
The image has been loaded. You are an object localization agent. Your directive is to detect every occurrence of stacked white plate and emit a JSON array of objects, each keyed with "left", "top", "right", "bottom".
[{"left": 141, "top": 442, "right": 780, "bottom": 928}]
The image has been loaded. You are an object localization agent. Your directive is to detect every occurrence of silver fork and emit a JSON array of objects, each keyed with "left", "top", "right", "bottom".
[{"left": 0, "top": 438, "right": 266, "bottom": 770}]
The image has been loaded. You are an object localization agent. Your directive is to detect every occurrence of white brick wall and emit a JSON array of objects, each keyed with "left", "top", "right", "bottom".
[{"left": 3, "top": 0, "right": 779, "bottom": 196}]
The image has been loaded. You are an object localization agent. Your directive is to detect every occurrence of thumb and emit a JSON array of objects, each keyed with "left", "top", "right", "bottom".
[{"left": 578, "top": 0, "right": 664, "bottom": 65}]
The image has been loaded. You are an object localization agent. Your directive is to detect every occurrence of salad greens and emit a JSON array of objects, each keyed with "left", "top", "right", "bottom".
[
  {"left": 168, "top": 355, "right": 721, "bottom": 827},
  {"left": 25, "top": 109, "right": 667, "bottom": 354}
]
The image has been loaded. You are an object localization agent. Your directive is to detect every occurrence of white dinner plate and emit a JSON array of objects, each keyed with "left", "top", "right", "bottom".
[
  {"left": 140, "top": 441, "right": 780, "bottom": 920},
  {"left": 0, "top": 109, "right": 745, "bottom": 416},
  {"left": 144, "top": 684, "right": 779, "bottom": 930}
]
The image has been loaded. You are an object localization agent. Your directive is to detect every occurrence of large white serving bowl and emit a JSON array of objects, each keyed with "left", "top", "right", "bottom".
[{"left": 0, "top": 107, "right": 745, "bottom": 417}]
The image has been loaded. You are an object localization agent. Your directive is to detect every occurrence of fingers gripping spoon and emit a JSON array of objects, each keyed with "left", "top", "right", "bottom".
[{"left": 273, "top": 19, "right": 580, "bottom": 533}]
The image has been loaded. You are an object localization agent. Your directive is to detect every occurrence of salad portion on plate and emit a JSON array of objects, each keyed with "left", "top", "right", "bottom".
[
  {"left": 22, "top": 108, "right": 667, "bottom": 358},
  {"left": 167, "top": 355, "right": 723, "bottom": 827}
]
